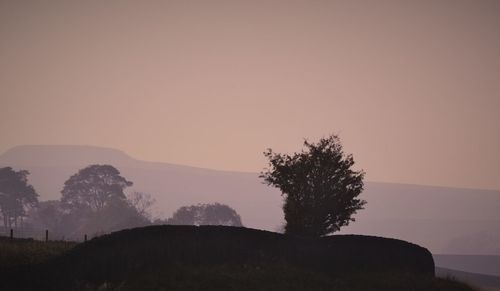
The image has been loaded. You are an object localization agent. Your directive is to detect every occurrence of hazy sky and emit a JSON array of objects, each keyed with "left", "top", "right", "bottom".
[{"left": 1, "top": 0, "right": 499, "bottom": 190}]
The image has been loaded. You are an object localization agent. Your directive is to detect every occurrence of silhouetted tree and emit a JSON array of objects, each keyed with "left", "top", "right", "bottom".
[
  {"left": 59, "top": 165, "right": 144, "bottom": 238},
  {"left": 201, "top": 203, "right": 243, "bottom": 226},
  {"left": 0, "top": 167, "right": 39, "bottom": 229},
  {"left": 261, "top": 135, "right": 365, "bottom": 237},
  {"left": 61, "top": 165, "right": 132, "bottom": 213},
  {"left": 168, "top": 203, "right": 243, "bottom": 226}
]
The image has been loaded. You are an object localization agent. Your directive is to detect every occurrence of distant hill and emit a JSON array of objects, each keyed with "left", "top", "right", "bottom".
[
  {"left": 1, "top": 145, "right": 500, "bottom": 254},
  {"left": 436, "top": 267, "right": 500, "bottom": 291},
  {"left": 434, "top": 254, "right": 500, "bottom": 277}
]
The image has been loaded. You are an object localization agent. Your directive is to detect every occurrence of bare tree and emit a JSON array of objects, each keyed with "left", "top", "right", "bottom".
[{"left": 127, "top": 191, "right": 155, "bottom": 220}]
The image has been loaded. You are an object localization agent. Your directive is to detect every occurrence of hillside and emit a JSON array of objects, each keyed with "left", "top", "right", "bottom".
[
  {"left": 436, "top": 267, "right": 500, "bottom": 291},
  {"left": 434, "top": 255, "right": 500, "bottom": 277},
  {"left": 1, "top": 225, "right": 477, "bottom": 291},
  {"left": 1, "top": 145, "right": 500, "bottom": 254}
]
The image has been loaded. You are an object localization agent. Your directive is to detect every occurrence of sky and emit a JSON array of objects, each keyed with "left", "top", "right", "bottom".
[{"left": 1, "top": 0, "right": 499, "bottom": 190}]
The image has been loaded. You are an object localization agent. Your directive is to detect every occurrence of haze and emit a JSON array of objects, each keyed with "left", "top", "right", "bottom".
[{"left": 1, "top": 0, "right": 500, "bottom": 190}]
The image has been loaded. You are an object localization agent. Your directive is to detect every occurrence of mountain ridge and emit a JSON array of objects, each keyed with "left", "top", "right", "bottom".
[
  {"left": 3, "top": 145, "right": 500, "bottom": 192},
  {"left": 0, "top": 145, "right": 262, "bottom": 175}
]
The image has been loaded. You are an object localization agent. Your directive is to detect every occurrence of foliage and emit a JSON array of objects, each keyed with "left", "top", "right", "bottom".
[
  {"left": 167, "top": 203, "right": 243, "bottom": 226},
  {"left": 0, "top": 167, "right": 39, "bottom": 229},
  {"left": 0, "top": 164, "right": 155, "bottom": 240},
  {"left": 52, "top": 165, "right": 151, "bottom": 239},
  {"left": 61, "top": 164, "right": 132, "bottom": 213},
  {"left": 261, "top": 135, "right": 365, "bottom": 237}
]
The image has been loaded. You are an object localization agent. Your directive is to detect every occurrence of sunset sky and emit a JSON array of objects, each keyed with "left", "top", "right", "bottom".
[{"left": 1, "top": 0, "right": 499, "bottom": 190}]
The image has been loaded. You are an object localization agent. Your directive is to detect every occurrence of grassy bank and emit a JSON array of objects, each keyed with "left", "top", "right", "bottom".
[
  {"left": 0, "top": 236, "right": 76, "bottom": 270},
  {"left": 0, "top": 227, "right": 479, "bottom": 291},
  {"left": 93, "top": 265, "right": 476, "bottom": 291}
]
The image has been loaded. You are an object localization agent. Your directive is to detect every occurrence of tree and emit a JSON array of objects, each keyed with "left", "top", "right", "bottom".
[
  {"left": 25, "top": 200, "right": 65, "bottom": 238},
  {"left": 78, "top": 198, "right": 151, "bottom": 237},
  {"left": 59, "top": 165, "right": 156, "bottom": 239},
  {"left": 61, "top": 164, "right": 133, "bottom": 213},
  {"left": 260, "top": 135, "right": 365, "bottom": 237},
  {"left": 0, "top": 167, "right": 39, "bottom": 229},
  {"left": 126, "top": 191, "right": 155, "bottom": 220},
  {"left": 167, "top": 203, "right": 243, "bottom": 226}
]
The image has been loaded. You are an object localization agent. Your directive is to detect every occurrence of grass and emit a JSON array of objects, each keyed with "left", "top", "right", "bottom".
[
  {"left": 87, "top": 265, "right": 478, "bottom": 291},
  {"left": 0, "top": 236, "right": 76, "bottom": 270}
]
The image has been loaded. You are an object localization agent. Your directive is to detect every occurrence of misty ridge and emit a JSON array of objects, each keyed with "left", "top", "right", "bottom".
[{"left": 1, "top": 144, "right": 499, "bottom": 255}]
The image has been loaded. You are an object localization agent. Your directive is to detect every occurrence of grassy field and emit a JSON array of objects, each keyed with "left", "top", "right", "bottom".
[
  {"left": 79, "top": 265, "right": 474, "bottom": 291},
  {"left": 0, "top": 236, "right": 76, "bottom": 270},
  {"left": 0, "top": 227, "right": 479, "bottom": 291}
]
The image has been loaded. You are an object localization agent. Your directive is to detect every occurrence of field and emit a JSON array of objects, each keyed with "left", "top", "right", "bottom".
[
  {"left": 0, "top": 226, "right": 478, "bottom": 291},
  {"left": 0, "top": 236, "right": 75, "bottom": 271}
]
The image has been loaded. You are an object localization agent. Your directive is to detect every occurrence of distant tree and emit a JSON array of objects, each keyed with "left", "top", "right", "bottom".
[
  {"left": 201, "top": 203, "right": 243, "bottom": 226},
  {"left": 25, "top": 200, "right": 65, "bottom": 238},
  {"left": 0, "top": 167, "right": 39, "bottom": 229},
  {"left": 78, "top": 198, "right": 151, "bottom": 237},
  {"left": 260, "top": 135, "right": 365, "bottom": 237},
  {"left": 168, "top": 203, "right": 243, "bottom": 226},
  {"left": 59, "top": 165, "right": 142, "bottom": 238},
  {"left": 126, "top": 191, "right": 155, "bottom": 220},
  {"left": 61, "top": 165, "right": 133, "bottom": 213}
]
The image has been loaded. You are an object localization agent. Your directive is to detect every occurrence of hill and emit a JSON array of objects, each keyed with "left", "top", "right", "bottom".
[
  {"left": 1, "top": 225, "right": 477, "bottom": 291},
  {"left": 436, "top": 267, "right": 500, "bottom": 291},
  {"left": 1, "top": 145, "right": 500, "bottom": 254},
  {"left": 434, "top": 254, "right": 500, "bottom": 277}
]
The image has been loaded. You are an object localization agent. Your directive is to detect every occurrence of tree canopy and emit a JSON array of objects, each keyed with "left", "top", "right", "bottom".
[
  {"left": 0, "top": 167, "right": 39, "bottom": 228},
  {"left": 54, "top": 165, "right": 153, "bottom": 239},
  {"left": 61, "top": 164, "right": 132, "bottom": 213},
  {"left": 167, "top": 203, "right": 243, "bottom": 227},
  {"left": 260, "top": 135, "right": 365, "bottom": 237}
]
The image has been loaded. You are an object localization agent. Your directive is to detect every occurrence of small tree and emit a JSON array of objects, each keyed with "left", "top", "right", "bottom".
[
  {"left": 260, "top": 135, "right": 365, "bottom": 237},
  {"left": 167, "top": 203, "right": 243, "bottom": 227},
  {"left": 0, "top": 167, "right": 39, "bottom": 229}
]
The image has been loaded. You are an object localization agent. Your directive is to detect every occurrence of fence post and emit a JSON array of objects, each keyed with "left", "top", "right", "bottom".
[
  {"left": 10, "top": 228, "right": 13, "bottom": 241},
  {"left": 45, "top": 230, "right": 48, "bottom": 242},
  {"left": 84, "top": 234, "right": 87, "bottom": 242}
]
